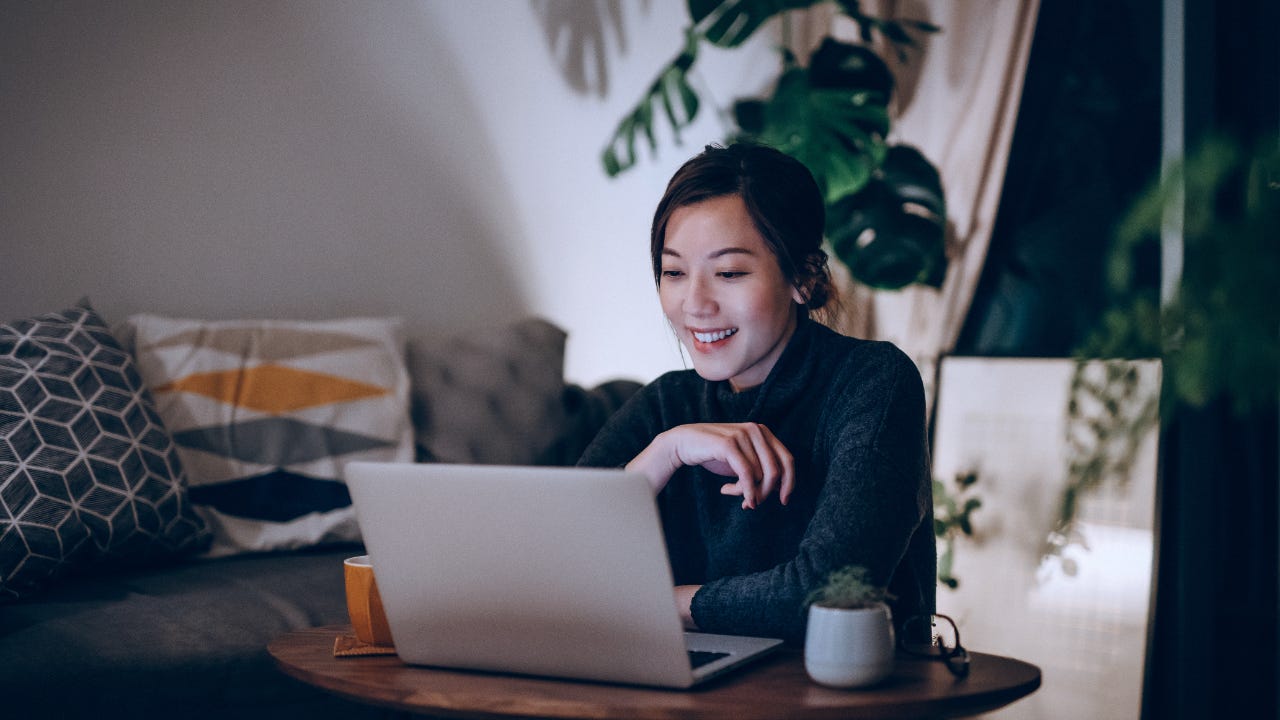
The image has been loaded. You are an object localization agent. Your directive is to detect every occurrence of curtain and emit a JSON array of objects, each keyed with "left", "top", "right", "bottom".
[{"left": 805, "top": 0, "right": 1041, "bottom": 412}]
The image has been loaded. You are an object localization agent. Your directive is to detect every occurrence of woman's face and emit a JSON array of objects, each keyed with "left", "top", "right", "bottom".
[{"left": 659, "top": 194, "right": 804, "bottom": 391}]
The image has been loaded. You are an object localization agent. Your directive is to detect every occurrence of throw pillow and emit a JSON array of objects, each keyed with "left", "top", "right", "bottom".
[
  {"left": 1, "top": 302, "right": 209, "bottom": 601},
  {"left": 126, "top": 315, "right": 415, "bottom": 557},
  {"left": 407, "top": 318, "right": 570, "bottom": 465}
]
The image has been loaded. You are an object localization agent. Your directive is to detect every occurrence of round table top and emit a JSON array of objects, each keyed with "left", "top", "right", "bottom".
[{"left": 270, "top": 625, "right": 1040, "bottom": 720}]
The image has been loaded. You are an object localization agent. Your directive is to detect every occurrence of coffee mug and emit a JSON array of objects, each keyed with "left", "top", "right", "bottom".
[{"left": 344, "top": 555, "right": 394, "bottom": 646}]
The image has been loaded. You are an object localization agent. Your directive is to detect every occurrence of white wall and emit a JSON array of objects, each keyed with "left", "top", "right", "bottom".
[{"left": 0, "top": 0, "right": 778, "bottom": 386}]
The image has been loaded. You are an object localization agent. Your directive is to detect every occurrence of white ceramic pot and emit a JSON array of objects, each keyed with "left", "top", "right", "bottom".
[{"left": 804, "top": 602, "right": 896, "bottom": 688}]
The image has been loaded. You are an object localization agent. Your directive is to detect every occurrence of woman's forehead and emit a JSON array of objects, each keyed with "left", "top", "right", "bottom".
[{"left": 664, "top": 195, "right": 770, "bottom": 258}]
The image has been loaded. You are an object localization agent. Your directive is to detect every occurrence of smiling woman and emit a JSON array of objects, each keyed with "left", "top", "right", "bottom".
[
  {"left": 578, "top": 143, "right": 936, "bottom": 643},
  {"left": 658, "top": 194, "right": 803, "bottom": 392}
]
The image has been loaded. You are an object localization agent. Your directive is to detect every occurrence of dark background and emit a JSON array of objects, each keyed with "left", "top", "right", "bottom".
[{"left": 957, "top": 2, "right": 1278, "bottom": 718}]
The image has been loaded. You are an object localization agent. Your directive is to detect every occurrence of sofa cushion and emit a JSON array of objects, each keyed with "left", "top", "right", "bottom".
[
  {"left": 0, "top": 546, "right": 381, "bottom": 719},
  {"left": 0, "top": 302, "right": 210, "bottom": 601},
  {"left": 125, "top": 315, "right": 414, "bottom": 557},
  {"left": 408, "top": 317, "right": 572, "bottom": 465}
]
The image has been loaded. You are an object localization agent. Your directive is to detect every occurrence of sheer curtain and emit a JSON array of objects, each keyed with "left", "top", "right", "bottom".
[{"left": 802, "top": 1, "right": 1041, "bottom": 410}]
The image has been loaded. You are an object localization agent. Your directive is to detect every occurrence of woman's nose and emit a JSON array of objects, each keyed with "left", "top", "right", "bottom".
[{"left": 683, "top": 276, "right": 717, "bottom": 315}]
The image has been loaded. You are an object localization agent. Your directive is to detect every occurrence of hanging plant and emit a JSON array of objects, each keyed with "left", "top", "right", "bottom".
[
  {"left": 603, "top": 0, "right": 946, "bottom": 291},
  {"left": 1045, "top": 135, "right": 1279, "bottom": 568}
]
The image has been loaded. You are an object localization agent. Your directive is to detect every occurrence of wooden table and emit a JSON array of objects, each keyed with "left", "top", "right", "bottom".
[{"left": 269, "top": 625, "right": 1040, "bottom": 719}]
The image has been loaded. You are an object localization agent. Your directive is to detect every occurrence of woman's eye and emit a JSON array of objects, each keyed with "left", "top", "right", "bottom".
[
  {"left": 661, "top": 270, "right": 684, "bottom": 279},
  {"left": 718, "top": 271, "right": 748, "bottom": 279}
]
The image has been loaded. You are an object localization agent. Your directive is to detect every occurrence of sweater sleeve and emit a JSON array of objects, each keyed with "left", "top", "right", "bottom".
[
  {"left": 575, "top": 376, "right": 673, "bottom": 469},
  {"left": 689, "top": 347, "right": 932, "bottom": 643}
]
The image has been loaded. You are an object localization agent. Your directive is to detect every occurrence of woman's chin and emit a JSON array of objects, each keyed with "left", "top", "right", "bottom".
[{"left": 689, "top": 363, "right": 731, "bottom": 383}]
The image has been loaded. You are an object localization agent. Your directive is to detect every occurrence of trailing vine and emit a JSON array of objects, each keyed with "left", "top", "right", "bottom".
[
  {"left": 1043, "top": 135, "right": 1278, "bottom": 569},
  {"left": 933, "top": 471, "right": 981, "bottom": 589}
]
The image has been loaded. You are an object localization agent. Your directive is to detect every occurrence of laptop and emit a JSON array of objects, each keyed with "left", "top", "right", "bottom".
[{"left": 344, "top": 461, "right": 783, "bottom": 688}]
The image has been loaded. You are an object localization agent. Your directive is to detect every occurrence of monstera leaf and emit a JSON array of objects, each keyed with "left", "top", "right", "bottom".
[
  {"left": 603, "top": 0, "right": 948, "bottom": 290},
  {"left": 602, "top": 30, "right": 701, "bottom": 177},
  {"left": 735, "top": 38, "right": 892, "bottom": 204},
  {"left": 688, "top": 0, "right": 821, "bottom": 48},
  {"left": 808, "top": 37, "right": 894, "bottom": 98},
  {"left": 827, "top": 145, "right": 947, "bottom": 289}
]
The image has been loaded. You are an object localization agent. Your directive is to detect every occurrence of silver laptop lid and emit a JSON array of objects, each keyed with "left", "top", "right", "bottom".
[{"left": 345, "top": 462, "right": 700, "bottom": 687}]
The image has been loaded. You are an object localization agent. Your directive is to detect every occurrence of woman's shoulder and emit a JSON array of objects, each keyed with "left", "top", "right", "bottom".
[{"left": 812, "top": 324, "right": 917, "bottom": 377}]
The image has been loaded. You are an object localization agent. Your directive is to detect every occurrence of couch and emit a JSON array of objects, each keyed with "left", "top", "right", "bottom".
[{"left": 0, "top": 303, "right": 640, "bottom": 719}]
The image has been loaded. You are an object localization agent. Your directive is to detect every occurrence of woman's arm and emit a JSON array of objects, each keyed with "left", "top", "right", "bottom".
[
  {"left": 578, "top": 376, "right": 795, "bottom": 509},
  {"left": 690, "top": 353, "right": 932, "bottom": 642},
  {"left": 626, "top": 423, "right": 795, "bottom": 509}
]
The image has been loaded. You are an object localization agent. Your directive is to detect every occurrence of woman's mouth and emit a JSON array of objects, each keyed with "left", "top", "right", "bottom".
[{"left": 692, "top": 327, "right": 739, "bottom": 344}]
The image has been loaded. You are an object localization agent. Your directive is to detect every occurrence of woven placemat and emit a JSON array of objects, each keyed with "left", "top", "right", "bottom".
[{"left": 333, "top": 632, "right": 397, "bottom": 658}]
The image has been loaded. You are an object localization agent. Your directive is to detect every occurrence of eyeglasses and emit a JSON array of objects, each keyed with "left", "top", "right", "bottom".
[{"left": 899, "top": 614, "right": 971, "bottom": 678}]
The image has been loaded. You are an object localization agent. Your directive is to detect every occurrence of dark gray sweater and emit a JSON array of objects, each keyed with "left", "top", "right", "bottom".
[{"left": 578, "top": 318, "right": 935, "bottom": 643}]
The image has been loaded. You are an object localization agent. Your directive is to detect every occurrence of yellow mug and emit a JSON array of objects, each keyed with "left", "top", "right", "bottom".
[{"left": 344, "top": 555, "right": 394, "bottom": 646}]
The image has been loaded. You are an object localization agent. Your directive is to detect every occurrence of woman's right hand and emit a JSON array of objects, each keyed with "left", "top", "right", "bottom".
[{"left": 625, "top": 423, "right": 795, "bottom": 509}]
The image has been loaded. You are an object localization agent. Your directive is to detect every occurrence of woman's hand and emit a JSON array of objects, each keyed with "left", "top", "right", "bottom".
[
  {"left": 675, "top": 585, "right": 701, "bottom": 630},
  {"left": 626, "top": 423, "right": 795, "bottom": 509}
]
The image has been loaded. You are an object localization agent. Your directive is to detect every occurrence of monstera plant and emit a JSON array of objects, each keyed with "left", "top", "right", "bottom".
[{"left": 603, "top": 0, "right": 946, "bottom": 290}]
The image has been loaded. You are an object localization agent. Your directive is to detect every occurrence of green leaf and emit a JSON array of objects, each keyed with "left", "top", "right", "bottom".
[
  {"left": 688, "top": 0, "right": 821, "bottom": 48},
  {"left": 878, "top": 21, "right": 914, "bottom": 47},
  {"left": 600, "top": 34, "right": 703, "bottom": 177},
  {"left": 745, "top": 68, "right": 889, "bottom": 204},
  {"left": 833, "top": 1, "right": 939, "bottom": 45},
  {"left": 906, "top": 19, "right": 942, "bottom": 33}
]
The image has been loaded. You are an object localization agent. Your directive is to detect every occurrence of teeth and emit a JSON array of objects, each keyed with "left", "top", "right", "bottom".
[{"left": 693, "top": 328, "right": 738, "bottom": 343}]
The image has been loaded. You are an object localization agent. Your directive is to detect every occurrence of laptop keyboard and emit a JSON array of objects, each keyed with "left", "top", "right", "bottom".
[{"left": 688, "top": 650, "right": 731, "bottom": 669}]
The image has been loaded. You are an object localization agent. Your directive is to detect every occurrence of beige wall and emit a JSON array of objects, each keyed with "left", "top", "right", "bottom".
[{"left": 1, "top": 1, "right": 777, "bottom": 386}]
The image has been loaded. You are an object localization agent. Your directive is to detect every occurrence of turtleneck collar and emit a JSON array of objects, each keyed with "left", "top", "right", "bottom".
[{"left": 710, "top": 315, "right": 819, "bottom": 420}]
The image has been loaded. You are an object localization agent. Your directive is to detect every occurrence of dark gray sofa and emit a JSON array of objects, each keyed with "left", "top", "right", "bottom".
[
  {"left": 0, "top": 313, "right": 640, "bottom": 719},
  {"left": 2, "top": 546, "right": 371, "bottom": 719}
]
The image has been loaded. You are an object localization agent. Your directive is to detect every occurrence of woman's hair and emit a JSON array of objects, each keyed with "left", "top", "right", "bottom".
[{"left": 650, "top": 142, "right": 837, "bottom": 322}]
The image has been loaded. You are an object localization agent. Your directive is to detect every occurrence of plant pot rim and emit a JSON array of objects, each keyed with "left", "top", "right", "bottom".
[{"left": 810, "top": 600, "right": 889, "bottom": 612}]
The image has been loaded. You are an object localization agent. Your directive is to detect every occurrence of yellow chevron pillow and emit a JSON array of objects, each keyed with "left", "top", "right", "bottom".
[{"left": 124, "top": 315, "right": 414, "bottom": 556}]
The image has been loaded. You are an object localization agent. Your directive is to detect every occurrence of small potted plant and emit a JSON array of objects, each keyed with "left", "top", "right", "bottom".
[{"left": 803, "top": 565, "right": 896, "bottom": 688}]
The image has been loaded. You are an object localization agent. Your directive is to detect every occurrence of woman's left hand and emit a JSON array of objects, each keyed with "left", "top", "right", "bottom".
[{"left": 675, "top": 585, "right": 701, "bottom": 630}]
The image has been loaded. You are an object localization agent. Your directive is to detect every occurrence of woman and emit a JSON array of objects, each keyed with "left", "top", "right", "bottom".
[{"left": 579, "top": 143, "right": 935, "bottom": 643}]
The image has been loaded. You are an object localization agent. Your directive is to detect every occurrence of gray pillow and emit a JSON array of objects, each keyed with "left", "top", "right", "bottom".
[{"left": 408, "top": 318, "right": 570, "bottom": 465}]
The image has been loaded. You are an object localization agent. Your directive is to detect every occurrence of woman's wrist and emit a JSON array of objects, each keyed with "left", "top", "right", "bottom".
[
  {"left": 674, "top": 584, "right": 701, "bottom": 630},
  {"left": 626, "top": 429, "right": 681, "bottom": 494}
]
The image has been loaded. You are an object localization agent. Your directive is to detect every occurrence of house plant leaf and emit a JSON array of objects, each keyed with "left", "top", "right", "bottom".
[
  {"left": 827, "top": 145, "right": 946, "bottom": 289},
  {"left": 601, "top": 30, "right": 701, "bottom": 177},
  {"left": 747, "top": 66, "right": 890, "bottom": 204},
  {"left": 688, "top": 0, "right": 821, "bottom": 48}
]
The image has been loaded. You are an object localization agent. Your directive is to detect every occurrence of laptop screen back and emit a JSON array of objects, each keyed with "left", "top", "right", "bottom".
[{"left": 345, "top": 462, "right": 700, "bottom": 687}]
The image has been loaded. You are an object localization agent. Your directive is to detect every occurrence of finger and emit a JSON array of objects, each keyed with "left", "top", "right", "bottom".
[
  {"left": 757, "top": 425, "right": 795, "bottom": 505},
  {"left": 746, "top": 424, "right": 783, "bottom": 505},
  {"left": 721, "top": 447, "right": 760, "bottom": 510},
  {"left": 779, "top": 449, "right": 795, "bottom": 505},
  {"left": 719, "top": 481, "right": 754, "bottom": 511},
  {"left": 730, "top": 433, "right": 763, "bottom": 509}
]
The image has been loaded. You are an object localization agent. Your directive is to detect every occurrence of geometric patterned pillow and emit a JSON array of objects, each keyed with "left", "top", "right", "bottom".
[
  {"left": 124, "top": 314, "right": 414, "bottom": 557},
  {"left": 0, "top": 302, "right": 210, "bottom": 601}
]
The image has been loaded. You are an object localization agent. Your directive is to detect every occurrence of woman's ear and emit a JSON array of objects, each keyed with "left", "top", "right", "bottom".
[{"left": 791, "top": 280, "right": 812, "bottom": 306}]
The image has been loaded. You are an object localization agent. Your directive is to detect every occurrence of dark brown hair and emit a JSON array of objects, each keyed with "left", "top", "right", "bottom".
[{"left": 650, "top": 142, "right": 835, "bottom": 320}]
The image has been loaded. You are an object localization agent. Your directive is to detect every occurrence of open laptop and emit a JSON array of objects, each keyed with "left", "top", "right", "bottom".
[{"left": 344, "top": 461, "right": 783, "bottom": 688}]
